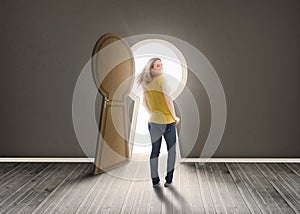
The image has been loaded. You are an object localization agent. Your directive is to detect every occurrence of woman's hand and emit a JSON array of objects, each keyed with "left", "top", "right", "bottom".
[{"left": 174, "top": 116, "right": 180, "bottom": 125}]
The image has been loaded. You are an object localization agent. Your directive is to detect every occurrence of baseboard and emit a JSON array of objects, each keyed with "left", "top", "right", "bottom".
[
  {"left": 0, "top": 158, "right": 299, "bottom": 163},
  {"left": 179, "top": 158, "right": 300, "bottom": 163},
  {"left": 0, "top": 158, "right": 94, "bottom": 162}
]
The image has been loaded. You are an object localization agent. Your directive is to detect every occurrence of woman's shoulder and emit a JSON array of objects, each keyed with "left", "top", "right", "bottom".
[
  {"left": 152, "top": 74, "right": 165, "bottom": 84},
  {"left": 147, "top": 75, "right": 165, "bottom": 90}
]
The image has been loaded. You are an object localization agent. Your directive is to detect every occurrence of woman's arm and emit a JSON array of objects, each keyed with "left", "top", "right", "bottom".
[{"left": 162, "top": 82, "right": 180, "bottom": 124}]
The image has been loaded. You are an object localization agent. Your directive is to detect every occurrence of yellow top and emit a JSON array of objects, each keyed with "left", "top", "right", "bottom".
[{"left": 144, "top": 75, "right": 175, "bottom": 124}]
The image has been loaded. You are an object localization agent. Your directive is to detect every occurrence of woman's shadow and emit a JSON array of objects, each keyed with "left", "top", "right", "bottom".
[{"left": 153, "top": 185, "right": 188, "bottom": 212}]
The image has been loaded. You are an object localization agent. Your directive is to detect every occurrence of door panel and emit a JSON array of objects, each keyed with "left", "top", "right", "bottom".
[
  {"left": 92, "top": 33, "right": 135, "bottom": 175},
  {"left": 95, "top": 102, "right": 129, "bottom": 173}
]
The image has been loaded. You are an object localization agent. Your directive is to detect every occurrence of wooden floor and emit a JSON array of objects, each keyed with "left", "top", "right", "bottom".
[{"left": 0, "top": 161, "right": 299, "bottom": 213}]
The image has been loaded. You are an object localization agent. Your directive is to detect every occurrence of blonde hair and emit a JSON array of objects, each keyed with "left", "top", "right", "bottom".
[{"left": 137, "top": 58, "right": 161, "bottom": 90}]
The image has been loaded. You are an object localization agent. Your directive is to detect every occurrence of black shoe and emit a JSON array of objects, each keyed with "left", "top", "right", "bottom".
[
  {"left": 164, "top": 182, "right": 172, "bottom": 187},
  {"left": 153, "top": 182, "right": 161, "bottom": 188}
]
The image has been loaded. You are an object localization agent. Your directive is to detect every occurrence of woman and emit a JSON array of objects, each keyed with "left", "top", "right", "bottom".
[{"left": 137, "top": 58, "right": 180, "bottom": 187}]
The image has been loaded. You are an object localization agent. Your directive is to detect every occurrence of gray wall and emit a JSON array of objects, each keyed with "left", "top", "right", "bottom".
[{"left": 0, "top": 0, "right": 299, "bottom": 157}]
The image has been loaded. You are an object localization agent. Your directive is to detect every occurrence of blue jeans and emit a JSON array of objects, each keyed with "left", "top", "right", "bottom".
[{"left": 148, "top": 122, "right": 177, "bottom": 185}]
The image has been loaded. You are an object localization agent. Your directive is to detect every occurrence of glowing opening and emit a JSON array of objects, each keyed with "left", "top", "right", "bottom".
[{"left": 129, "top": 39, "right": 187, "bottom": 155}]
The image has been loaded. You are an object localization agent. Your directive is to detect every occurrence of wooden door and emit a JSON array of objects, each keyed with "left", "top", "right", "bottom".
[{"left": 92, "top": 33, "right": 135, "bottom": 175}]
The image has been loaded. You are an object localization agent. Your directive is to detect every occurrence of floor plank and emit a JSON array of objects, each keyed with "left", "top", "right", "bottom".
[
  {"left": 217, "top": 163, "right": 251, "bottom": 213},
  {"left": 170, "top": 161, "right": 182, "bottom": 214},
  {"left": 74, "top": 171, "right": 112, "bottom": 214},
  {"left": 0, "top": 162, "right": 299, "bottom": 213},
  {"left": 195, "top": 163, "right": 216, "bottom": 214},
  {"left": 0, "top": 163, "right": 21, "bottom": 176},
  {"left": 132, "top": 176, "right": 151, "bottom": 213},
  {"left": 185, "top": 163, "right": 205, "bottom": 213},
  {"left": 285, "top": 163, "right": 300, "bottom": 177},
  {"left": 85, "top": 170, "right": 118, "bottom": 213},
  {"left": 32, "top": 163, "right": 91, "bottom": 214},
  {"left": 109, "top": 161, "right": 140, "bottom": 213},
  {"left": 124, "top": 160, "right": 149, "bottom": 214},
  {"left": 235, "top": 163, "right": 294, "bottom": 213},
  {"left": 3, "top": 163, "right": 65, "bottom": 214},
  {"left": 0, "top": 163, "right": 41, "bottom": 189},
  {"left": 52, "top": 165, "right": 96, "bottom": 213},
  {"left": 0, "top": 163, "right": 49, "bottom": 211},
  {"left": 256, "top": 163, "right": 300, "bottom": 213},
  {"left": 178, "top": 163, "right": 193, "bottom": 213},
  {"left": 226, "top": 163, "right": 263, "bottom": 214},
  {"left": 20, "top": 163, "right": 79, "bottom": 213},
  {"left": 203, "top": 163, "right": 228, "bottom": 213}
]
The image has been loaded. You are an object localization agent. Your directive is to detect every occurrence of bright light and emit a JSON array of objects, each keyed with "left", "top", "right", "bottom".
[{"left": 131, "top": 41, "right": 184, "bottom": 154}]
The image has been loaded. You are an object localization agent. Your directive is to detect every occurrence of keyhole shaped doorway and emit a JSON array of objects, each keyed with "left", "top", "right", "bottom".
[{"left": 129, "top": 39, "right": 188, "bottom": 160}]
